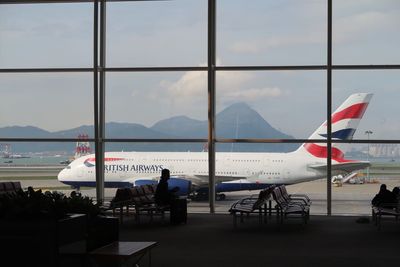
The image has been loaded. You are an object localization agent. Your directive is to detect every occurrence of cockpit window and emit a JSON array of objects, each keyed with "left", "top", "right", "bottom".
[{"left": 66, "top": 166, "right": 71, "bottom": 169}]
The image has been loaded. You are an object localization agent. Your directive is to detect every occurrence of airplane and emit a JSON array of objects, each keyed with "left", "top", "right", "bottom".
[{"left": 57, "top": 93, "right": 373, "bottom": 200}]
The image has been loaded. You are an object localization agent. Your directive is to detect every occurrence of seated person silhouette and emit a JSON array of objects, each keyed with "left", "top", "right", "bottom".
[
  {"left": 391, "top": 186, "right": 400, "bottom": 201},
  {"left": 372, "top": 184, "right": 395, "bottom": 208},
  {"left": 155, "top": 169, "right": 179, "bottom": 206}
]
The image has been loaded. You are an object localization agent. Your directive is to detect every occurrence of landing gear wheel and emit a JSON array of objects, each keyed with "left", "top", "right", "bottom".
[{"left": 216, "top": 193, "right": 226, "bottom": 201}]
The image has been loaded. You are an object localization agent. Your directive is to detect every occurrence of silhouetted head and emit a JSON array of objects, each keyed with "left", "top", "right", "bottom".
[
  {"left": 380, "top": 184, "right": 387, "bottom": 192},
  {"left": 392, "top": 187, "right": 400, "bottom": 196},
  {"left": 161, "top": 169, "right": 170, "bottom": 181}
]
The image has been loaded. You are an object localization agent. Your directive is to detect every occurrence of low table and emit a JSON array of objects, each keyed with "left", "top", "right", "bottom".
[{"left": 90, "top": 241, "right": 157, "bottom": 267}]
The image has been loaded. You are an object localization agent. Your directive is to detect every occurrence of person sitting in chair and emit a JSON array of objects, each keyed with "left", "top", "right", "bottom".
[
  {"left": 155, "top": 169, "right": 178, "bottom": 206},
  {"left": 372, "top": 184, "right": 395, "bottom": 208},
  {"left": 391, "top": 186, "right": 400, "bottom": 202}
]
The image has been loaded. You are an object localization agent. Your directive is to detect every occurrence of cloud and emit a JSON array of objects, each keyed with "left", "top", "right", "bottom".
[
  {"left": 160, "top": 66, "right": 284, "bottom": 107},
  {"left": 162, "top": 71, "right": 206, "bottom": 98},
  {"left": 160, "top": 66, "right": 253, "bottom": 101}
]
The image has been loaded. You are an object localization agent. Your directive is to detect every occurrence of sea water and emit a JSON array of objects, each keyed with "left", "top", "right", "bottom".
[{"left": 0, "top": 155, "right": 72, "bottom": 166}]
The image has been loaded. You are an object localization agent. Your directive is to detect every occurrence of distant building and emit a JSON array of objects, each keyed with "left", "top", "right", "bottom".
[
  {"left": 369, "top": 144, "right": 400, "bottom": 158},
  {"left": 74, "top": 134, "right": 91, "bottom": 159}
]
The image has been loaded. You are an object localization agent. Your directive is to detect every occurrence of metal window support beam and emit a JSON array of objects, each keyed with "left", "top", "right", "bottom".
[
  {"left": 2, "top": 138, "right": 400, "bottom": 144},
  {"left": 208, "top": 0, "right": 216, "bottom": 213},
  {"left": 0, "top": 0, "right": 170, "bottom": 5},
  {"left": 327, "top": 0, "right": 333, "bottom": 216},
  {"left": 93, "top": 0, "right": 106, "bottom": 205},
  {"left": 2, "top": 64, "right": 399, "bottom": 74}
]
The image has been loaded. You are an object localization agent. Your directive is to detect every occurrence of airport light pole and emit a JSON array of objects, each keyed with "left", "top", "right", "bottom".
[{"left": 365, "top": 130, "right": 373, "bottom": 183}]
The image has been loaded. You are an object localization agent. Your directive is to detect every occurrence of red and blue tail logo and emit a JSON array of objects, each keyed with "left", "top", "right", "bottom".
[{"left": 299, "top": 93, "right": 372, "bottom": 162}]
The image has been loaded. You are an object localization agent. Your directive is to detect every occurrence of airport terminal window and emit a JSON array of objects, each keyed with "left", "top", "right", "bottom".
[
  {"left": 215, "top": 70, "right": 326, "bottom": 140},
  {"left": 333, "top": 70, "right": 400, "bottom": 140},
  {"left": 0, "top": 73, "right": 94, "bottom": 138},
  {"left": 0, "top": 3, "right": 93, "bottom": 68},
  {"left": 107, "top": 0, "right": 207, "bottom": 67},
  {"left": 217, "top": 0, "right": 327, "bottom": 66},
  {"left": 333, "top": 0, "right": 400, "bottom": 65},
  {"left": 106, "top": 72, "right": 208, "bottom": 139},
  {"left": 331, "top": 143, "right": 400, "bottom": 215},
  {"left": 0, "top": 0, "right": 399, "bottom": 215}
]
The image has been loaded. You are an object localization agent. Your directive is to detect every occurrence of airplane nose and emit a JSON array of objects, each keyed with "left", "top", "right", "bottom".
[{"left": 57, "top": 168, "right": 69, "bottom": 182}]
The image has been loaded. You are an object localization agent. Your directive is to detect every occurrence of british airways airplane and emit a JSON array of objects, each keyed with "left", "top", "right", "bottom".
[{"left": 57, "top": 93, "right": 372, "bottom": 198}]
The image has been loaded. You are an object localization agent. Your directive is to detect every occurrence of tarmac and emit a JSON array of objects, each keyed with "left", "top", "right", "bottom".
[
  {"left": 2, "top": 164, "right": 399, "bottom": 215},
  {"left": 11, "top": 176, "right": 400, "bottom": 216}
]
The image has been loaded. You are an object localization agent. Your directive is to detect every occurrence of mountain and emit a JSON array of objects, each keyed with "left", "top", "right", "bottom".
[
  {"left": 53, "top": 122, "right": 178, "bottom": 139},
  {"left": 216, "top": 102, "right": 292, "bottom": 139},
  {"left": 0, "top": 126, "right": 53, "bottom": 138},
  {"left": 215, "top": 103, "right": 295, "bottom": 152},
  {"left": 151, "top": 103, "right": 292, "bottom": 138},
  {"left": 151, "top": 116, "right": 206, "bottom": 138},
  {"left": 0, "top": 103, "right": 297, "bottom": 153},
  {"left": 151, "top": 103, "right": 296, "bottom": 152}
]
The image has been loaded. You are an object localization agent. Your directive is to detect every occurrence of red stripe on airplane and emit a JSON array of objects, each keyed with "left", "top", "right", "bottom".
[
  {"left": 330, "top": 103, "right": 368, "bottom": 124},
  {"left": 304, "top": 143, "right": 354, "bottom": 163},
  {"left": 85, "top": 157, "right": 124, "bottom": 162}
]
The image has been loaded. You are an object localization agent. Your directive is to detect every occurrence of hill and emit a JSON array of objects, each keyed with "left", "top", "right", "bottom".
[{"left": 0, "top": 103, "right": 297, "bottom": 153}]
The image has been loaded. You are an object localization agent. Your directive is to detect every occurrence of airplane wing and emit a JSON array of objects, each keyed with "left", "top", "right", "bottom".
[{"left": 308, "top": 161, "right": 370, "bottom": 174}]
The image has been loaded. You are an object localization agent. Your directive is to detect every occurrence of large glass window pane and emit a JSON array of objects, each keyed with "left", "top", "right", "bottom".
[
  {"left": 104, "top": 142, "right": 209, "bottom": 213},
  {"left": 0, "top": 73, "right": 94, "bottom": 138},
  {"left": 333, "top": 70, "right": 400, "bottom": 140},
  {"left": 107, "top": 0, "right": 207, "bottom": 67},
  {"left": 215, "top": 142, "right": 327, "bottom": 214},
  {"left": 331, "top": 143, "right": 400, "bottom": 215},
  {"left": 333, "top": 0, "right": 400, "bottom": 64},
  {"left": 0, "top": 3, "right": 93, "bottom": 68},
  {"left": 106, "top": 72, "right": 207, "bottom": 139},
  {"left": 216, "top": 70, "right": 326, "bottom": 141},
  {"left": 217, "top": 0, "right": 327, "bottom": 66}
]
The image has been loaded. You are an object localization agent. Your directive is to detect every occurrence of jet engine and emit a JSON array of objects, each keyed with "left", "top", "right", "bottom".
[{"left": 134, "top": 177, "right": 192, "bottom": 196}]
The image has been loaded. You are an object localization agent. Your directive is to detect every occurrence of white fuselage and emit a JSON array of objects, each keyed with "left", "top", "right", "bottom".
[
  {"left": 57, "top": 151, "right": 327, "bottom": 186},
  {"left": 57, "top": 93, "right": 372, "bottom": 189}
]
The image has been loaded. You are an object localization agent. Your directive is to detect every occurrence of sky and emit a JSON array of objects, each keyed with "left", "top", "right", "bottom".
[{"left": 0, "top": 0, "right": 399, "bottom": 140}]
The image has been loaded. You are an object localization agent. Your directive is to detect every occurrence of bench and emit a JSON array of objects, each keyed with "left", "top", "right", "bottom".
[
  {"left": 107, "top": 184, "right": 169, "bottom": 223},
  {"left": 372, "top": 199, "right": 400, "bottom": 230},
  {"left": 229, "top": 187, "right": 274, "bottom": 228},
  {"left": 278, "top": 184, "right": 311, "bottom": 206},
  {"left": 0, "top": 181, "right": 22, "bottom": 195},
  {"left": 272, "top": 185, "right": 310, "bottom": 225}
]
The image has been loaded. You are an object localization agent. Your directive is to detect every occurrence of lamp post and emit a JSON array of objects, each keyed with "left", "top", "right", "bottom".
[{"left": 365, "top": 130, "right": 373, "bottom": 182}]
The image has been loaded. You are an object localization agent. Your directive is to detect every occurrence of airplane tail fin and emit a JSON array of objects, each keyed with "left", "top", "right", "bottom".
[{"left": 296, "top": 93, "right": 373, "bottom": 162}]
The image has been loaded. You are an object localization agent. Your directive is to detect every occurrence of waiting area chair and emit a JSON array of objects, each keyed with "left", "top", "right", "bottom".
[
  {"left": 229, "top": 187, "right": 274, "bottom": 228},
  {"left": 272, "top": 185, "right": 310, "bottom": 225}
]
